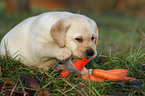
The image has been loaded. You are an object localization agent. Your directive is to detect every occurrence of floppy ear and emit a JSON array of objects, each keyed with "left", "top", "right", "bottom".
[
  {"left": 95, "top": 27, "right": 99, "bottom": 46},
  {"left": 50, "top": 20, "right": 71, "bottom": 48}
]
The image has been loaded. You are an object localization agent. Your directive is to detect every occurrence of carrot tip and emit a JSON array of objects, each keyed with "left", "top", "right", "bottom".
[{"left": 60, "top": 70, "right": 70, "bottom": 77}]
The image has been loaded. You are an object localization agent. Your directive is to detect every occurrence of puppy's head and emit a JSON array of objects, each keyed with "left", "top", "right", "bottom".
[{"left": 51, "top": 14, "right": 99, "bottom": 62}]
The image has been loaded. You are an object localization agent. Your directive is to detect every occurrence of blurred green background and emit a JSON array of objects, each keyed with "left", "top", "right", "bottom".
[
  {"left": 0, "top": 0, "right": 145, "bottom": 55},
  {"left": 0, "top": 1, "right": 145, "bottom": 95}
]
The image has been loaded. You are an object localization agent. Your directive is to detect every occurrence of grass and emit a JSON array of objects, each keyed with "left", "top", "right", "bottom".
[{"left": 0, "top": 6, "right": 145, "bottom": 95}]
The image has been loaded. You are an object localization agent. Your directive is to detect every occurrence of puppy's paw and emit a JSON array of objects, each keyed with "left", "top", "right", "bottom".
[
  {"left": 56, "top": 47, "right": 72, "bottom": 60},
  {"left": 56, "top": 65, "right": 65, "bottom": 70},
  {"left": 81, "top": 68, "right": 93, "bottom": 75}
]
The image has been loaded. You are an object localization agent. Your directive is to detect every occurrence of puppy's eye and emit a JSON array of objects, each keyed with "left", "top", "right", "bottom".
[
  {"left": 91, "top": 37, "right": 95, "bottom": 41},
  {"left": 75, "top": 38, "right": 83, "bottom": 43}
]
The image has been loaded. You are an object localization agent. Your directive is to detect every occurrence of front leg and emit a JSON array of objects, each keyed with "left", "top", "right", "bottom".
[{"left": 34, "top": 42, "right": 72, "bottom": 61}]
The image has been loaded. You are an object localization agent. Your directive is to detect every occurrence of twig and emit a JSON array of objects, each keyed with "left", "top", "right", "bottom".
[
  {"left": 81, "top": 88, "right": 88, "bottom": 96},
  {"left": 41, "top": 80, "right": 53, "bottom": 89},
  {"left": 0, "top": 82, "right": 5, "bottom": 95},
  {"left": 54, "top": 89, "right": 67, "bottom": 96},
  {"left": 92, "top": 86, "right": 101, "bottom": 96},
  {"left": 18, "top": 77, "right": 27, "bottom": 96},
  {"left": 99, "top": 54, "right": 135, "bottom": 63},
  {"left": 64, "top": 84, "right": 77, "bottom": 94},
  {"left": 98, "top": 55, "right": 122, "bottom": 60},
  {"left": 139, "top": 69, "right": 145, "bottom": 76},
  {"left": 62, "top": 78, "right": 84, "bottom": 96},
  {"left": 10, "top": 79, "right": 19, "bottom": 96},
  {"left": 0, "top": 66, "right": 2, "bottom": 78}
]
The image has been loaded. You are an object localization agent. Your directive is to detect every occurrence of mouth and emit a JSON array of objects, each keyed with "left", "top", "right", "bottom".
[
  {"left": 71, "top": 55, "right": 91, "bottom": 62},
  {"left": 71, "top": 56, "right": 82, "bottom": 62}
]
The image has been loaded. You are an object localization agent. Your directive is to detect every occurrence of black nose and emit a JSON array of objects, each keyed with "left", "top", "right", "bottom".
[{"left": 86, "top": 50, "right": 94, "bottom": 57}]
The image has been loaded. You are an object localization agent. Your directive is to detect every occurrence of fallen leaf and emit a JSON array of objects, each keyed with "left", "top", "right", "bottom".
[
  {"left": 21, "top": 74, "right": 41, "bottom": 90},
  {"left": 38, "top": 90, "right": 50, "bottom": 96},
  {"left": 5, "top": 89, "right": 28, "bottom": 96}
]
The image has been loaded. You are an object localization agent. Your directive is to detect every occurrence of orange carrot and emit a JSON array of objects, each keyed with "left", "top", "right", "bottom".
[
  {"left": 60, "top": 69, "right": 70, "bottom": 77},
  {"left": 93, "top": 69, "right": 136, "bottom": 81},
  {"left": 60, "top": 58, "right": 90, "bottom": 77},
  {"left": 73, "top": 58, "right": 90, "bottom": 71},
  {"left": 82, "top": 74, "right": 104, "bottom": 82},
  {"left": 107, "top": 69, "right": 128, "bottom": 76}
]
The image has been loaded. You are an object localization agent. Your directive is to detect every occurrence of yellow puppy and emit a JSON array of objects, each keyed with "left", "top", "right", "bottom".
[{"left": 0, "top": 12, "right": 99, "bottom": 74}]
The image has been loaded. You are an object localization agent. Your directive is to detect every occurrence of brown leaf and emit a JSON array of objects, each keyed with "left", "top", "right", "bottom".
[
  {"left": 5, "top": 89, "right": 27, "bottom": 96},
  {"left": 38, "top": 91, "right": 50, "bottom": 96},
  {"left": 21, "top": 74, "right": 41, "bottom": 90}
]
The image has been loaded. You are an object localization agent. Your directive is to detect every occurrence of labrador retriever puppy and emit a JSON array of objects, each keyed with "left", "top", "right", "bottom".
[{"left": 0, "top": 12, "right": 98, "bottom": 74}]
